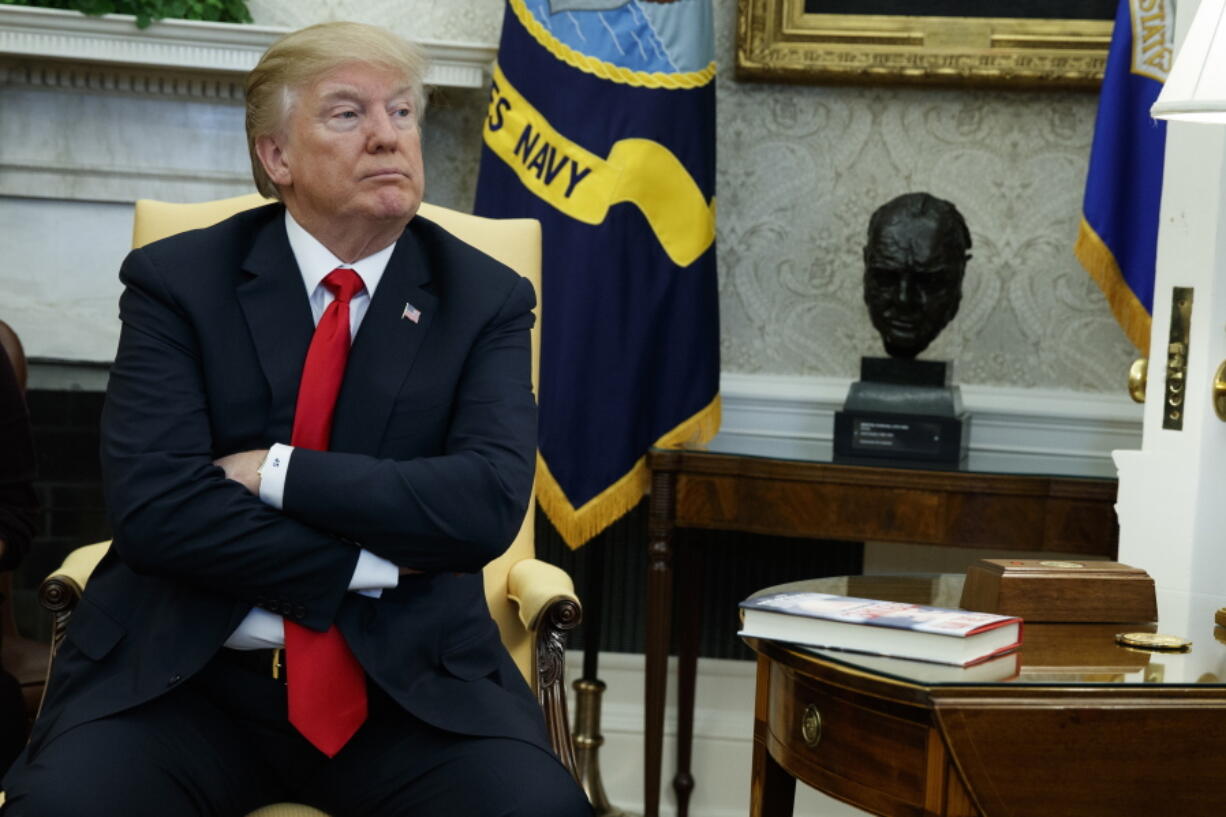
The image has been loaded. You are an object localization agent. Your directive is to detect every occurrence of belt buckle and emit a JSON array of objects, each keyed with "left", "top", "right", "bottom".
[{"left": 271, "top": 647, "right": 284, "bottom": 680}]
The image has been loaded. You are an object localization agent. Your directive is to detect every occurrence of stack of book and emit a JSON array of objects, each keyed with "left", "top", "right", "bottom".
[{"left": 739, "top": 590, "right": 1023, "bottom": 668}]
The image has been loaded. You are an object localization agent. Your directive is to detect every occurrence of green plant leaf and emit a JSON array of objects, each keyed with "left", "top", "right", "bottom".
[{"left": 0, "top": 0, "right": 252, "bottom": 25}]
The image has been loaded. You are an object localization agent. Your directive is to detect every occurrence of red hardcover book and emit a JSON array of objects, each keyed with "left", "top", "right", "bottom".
[{"left": 739, "top": 591, "right": 1023, "bottom": 667}]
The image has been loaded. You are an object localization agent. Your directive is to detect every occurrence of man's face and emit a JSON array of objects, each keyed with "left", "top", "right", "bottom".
[
  {"left": 862, "top": 215, "right": 967, "bottom": 359},
  {"left": 259, "top": 62, "right": 425, "bottom": 234}
]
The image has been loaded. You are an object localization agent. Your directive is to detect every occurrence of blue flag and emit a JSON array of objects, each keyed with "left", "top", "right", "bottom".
[
  {"left": 474, "top": 0, "right": 721, "bottom": 547},
  {"left": 1076, "top": 0, "right": 1172, "bottom": 352}
]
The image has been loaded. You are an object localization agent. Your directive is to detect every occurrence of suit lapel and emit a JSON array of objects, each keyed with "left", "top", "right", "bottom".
[
  {"left": 331, "top": 223, "right": 438, "bottom": 455},
  {"left": 236, "top": 213, "right": 315, "bottom": 440}
]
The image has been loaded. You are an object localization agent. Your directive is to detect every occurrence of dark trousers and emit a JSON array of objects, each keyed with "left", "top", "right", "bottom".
[{"left": 1, "top": 652, "right": 591, "bottom": 817}]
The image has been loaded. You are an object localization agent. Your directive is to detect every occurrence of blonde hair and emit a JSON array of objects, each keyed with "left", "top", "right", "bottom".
[{"left": 245, "top": 21, "right": 429, "bottom": 199}]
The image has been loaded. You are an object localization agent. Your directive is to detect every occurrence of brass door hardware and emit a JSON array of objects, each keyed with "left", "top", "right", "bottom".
[
  {"left": 1128, "top": 358, "right": 1147, "bottom": 403},
  {"left": 1163, "top": 287, "right": 1193, "bottom": 430},
  {"left": 1213, "top": 360, "right": 1226, "bottom": 422},
  {"left": 801, "top": 704, "right": 822, "bottom": 747}
]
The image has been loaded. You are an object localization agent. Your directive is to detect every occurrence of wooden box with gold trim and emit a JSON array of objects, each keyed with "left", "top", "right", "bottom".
[{"left": 960, "top": 559, "right": 1157, "bottom": 623}]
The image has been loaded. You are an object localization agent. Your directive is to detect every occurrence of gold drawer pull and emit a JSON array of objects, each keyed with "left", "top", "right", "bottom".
[{"left": 801, "top": 704, "right": 822, "bottom": 747}]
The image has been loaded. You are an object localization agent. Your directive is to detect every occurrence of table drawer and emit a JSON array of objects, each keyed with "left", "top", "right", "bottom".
[{"left": 766, "top": 661, "right": 931, "bottom": 812}]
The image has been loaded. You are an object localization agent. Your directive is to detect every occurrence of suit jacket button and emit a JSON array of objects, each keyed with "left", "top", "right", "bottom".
[
  {"left": 168, "top": 674, "right": 182, "bottom": 686},
  {"left": 281, "top": 601, "right": 295, "bottom": 616},
  {"left": 293, "top": 604, "right": 306, "bottom": 620}
]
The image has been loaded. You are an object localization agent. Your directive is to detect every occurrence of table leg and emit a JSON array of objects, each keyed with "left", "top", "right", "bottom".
[
  {"left": 673, "top": 534, "right": 702, "bottom": 817},
  {"left": 751, "top": 737, "right": 796, "bottom": 817},
  {"left": 750, "top": 656, "right": 795, "bottom": 817},
  {"left": 644, "top": 465, "right": 677, "bottom": 817}
]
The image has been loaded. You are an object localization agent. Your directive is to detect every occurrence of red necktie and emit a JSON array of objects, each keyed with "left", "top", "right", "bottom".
[{"left": 285, "top": 266, "right": 367, "bottom": 757}]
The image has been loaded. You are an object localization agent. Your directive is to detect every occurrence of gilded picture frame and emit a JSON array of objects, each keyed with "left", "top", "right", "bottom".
[{"left": 736, "top": 0, "right": 1117, "bottom": 89}]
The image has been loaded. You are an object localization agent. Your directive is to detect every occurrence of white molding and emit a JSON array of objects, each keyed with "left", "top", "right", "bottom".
[
  {"left": 713, "top": 372, "right": 1143, "bottom": 477},
  {"left": 0, "top": 5, "right": 497, "bottom": 91},
  {"left": 1, "top": 60, "right": 249, "bottom": 101},
  {"left": 1, "top": 160, "right": 245, "bottom": 184},
  {"left": 30, "top": 365, "right": 1146, "bottom": 479},
  {"left": 1, "top": 159, "right": 253, "bottom": 203}
]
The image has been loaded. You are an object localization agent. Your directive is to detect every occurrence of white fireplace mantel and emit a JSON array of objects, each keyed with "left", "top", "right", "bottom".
[
  {"left": 0, "top": 5, "right": 499, "bottom": 206},
  {"left": 0, "top": 6, "right": 501, "bottom": 367},
  {"left": 0, "top": 5, "right": 497, "bottom": 90}
]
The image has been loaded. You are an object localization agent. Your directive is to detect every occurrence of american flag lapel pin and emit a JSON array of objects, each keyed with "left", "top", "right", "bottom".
[{"left": 401, "top": 302, "right": 421, "bottom": 324}]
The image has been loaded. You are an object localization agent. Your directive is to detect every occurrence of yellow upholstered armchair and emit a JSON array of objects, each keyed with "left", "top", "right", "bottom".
[{"left": 32, "top": 195, "right": 581, "bottom": 817}]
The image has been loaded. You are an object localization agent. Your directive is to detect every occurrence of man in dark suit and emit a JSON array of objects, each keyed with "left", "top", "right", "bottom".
[{"left": 2, "top": 21, "right": 589, "bottom": 817}]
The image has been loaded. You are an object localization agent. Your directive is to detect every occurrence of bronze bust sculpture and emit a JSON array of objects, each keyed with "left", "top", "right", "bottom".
[{"left": 863, "top": 192, "right": 972, "bottom": 359}]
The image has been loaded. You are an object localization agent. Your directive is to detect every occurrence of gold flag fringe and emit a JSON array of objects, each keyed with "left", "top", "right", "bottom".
[
  {"left": 535, "top": 395, "right": 722, "bottom": 549},
  {"left": 1075, "top": 217, "right": 1152, "bottom": 353}
]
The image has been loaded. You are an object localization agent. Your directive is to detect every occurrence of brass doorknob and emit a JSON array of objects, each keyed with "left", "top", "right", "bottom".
[
  {"left": 1128, "top": 358, "right": 1147, "bottom": 403},
  {"left": 1213, "top": 360, "right": 1226, "bottom": 421}
]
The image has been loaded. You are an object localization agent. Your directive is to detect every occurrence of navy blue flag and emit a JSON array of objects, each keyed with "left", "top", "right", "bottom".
[
  {"left": 1076, "top": 0, "right": 1171, "bottom": 351},
  {"left": 474, "top": 0, "right": 720, "bottom": 547}
]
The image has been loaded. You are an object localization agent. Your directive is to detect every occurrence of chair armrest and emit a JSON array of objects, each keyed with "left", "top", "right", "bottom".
[
  {"left": 39, "top": 541, "right": 110, "bottom": 614},
  {"left": 30, "top": 540, "right": 111, "bottom": 723},
  {"left": 507, "top": 558, "right": 578, "bottom": 631},
  {"left": 507, "top": 558, "right": 582, "bottom": 779}
]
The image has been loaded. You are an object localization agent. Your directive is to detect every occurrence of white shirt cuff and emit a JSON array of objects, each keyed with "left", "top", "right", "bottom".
[
  {"left": 351, "top": 549, "right": 399, "bottom": 598},
  {"left": 257, "top": 443, "right": 293, "bottom": 510},
  {"left": 223, "top": 606, "right": 285, "bottom": 649},
  {"left": 255, "top": 445, "right": 396, "bottom": 600}
]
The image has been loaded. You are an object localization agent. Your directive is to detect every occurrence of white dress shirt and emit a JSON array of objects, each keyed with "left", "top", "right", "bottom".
[{"left": 224, "top": 211, "right": 401, "bottom": 649}]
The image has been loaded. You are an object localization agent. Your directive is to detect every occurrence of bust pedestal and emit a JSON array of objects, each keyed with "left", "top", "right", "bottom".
[{"left": 833, "top": 357, "right": 969, "bottom": 465}]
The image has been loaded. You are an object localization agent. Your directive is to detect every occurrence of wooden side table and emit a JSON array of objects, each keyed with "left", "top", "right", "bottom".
[
  {"left": 744, "top": 576, "right": 1226, "bottom": 817},
  {"left": 644, "top": 450, "right": 1119, "bottom": 817}
]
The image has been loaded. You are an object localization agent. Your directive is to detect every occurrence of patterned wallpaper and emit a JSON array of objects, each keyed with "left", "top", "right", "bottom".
[{"left": 246, "top": 0, "right": 1138, "bottom": 393}]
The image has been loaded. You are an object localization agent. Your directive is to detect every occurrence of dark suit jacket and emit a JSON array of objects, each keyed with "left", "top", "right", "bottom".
[{"left": 26, "top": 203, "right": 547, "bottom": 758}]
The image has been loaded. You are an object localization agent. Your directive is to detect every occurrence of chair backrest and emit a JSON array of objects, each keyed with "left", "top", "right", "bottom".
[
  {"left": 131, "top": 194, "right": 543, "bottom": 684},
  {"left": 0, "top": 321, "right": 28, "bottom": 641},
  {"left": 0, "top": 321, "right": 26, "bottom": 393}
]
